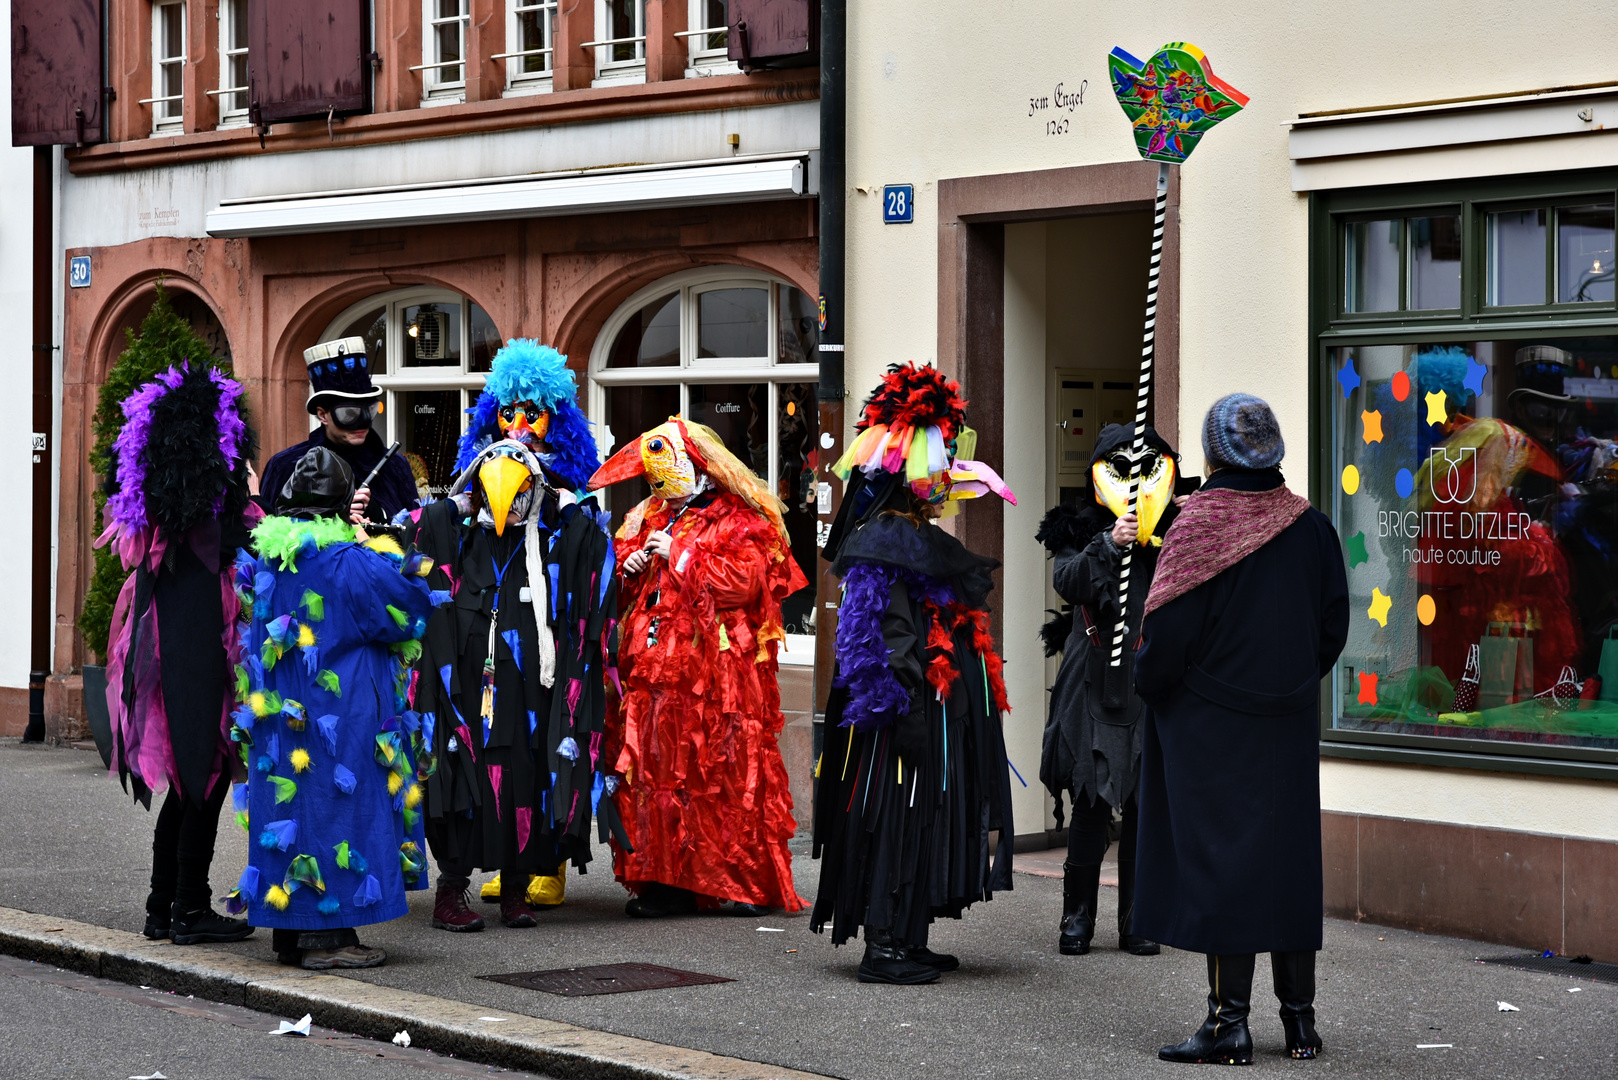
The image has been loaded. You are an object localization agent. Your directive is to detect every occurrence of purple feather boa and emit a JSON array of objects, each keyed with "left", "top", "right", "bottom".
[
  {"left": 106, "top": 363, "right": 246, "bottom": 534},
  {"left": 833, "top": 561, "right": 955, "bottom": 732}
]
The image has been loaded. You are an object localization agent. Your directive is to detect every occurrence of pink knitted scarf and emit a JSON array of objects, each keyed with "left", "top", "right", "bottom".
[{"left": 1143, "top": 483, "right": 1311, "bottom": 618}]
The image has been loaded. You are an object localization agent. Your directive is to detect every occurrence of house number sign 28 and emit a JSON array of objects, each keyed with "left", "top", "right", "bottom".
[{"left": 883, "top": 185, "right": 913, "bottom": 224}]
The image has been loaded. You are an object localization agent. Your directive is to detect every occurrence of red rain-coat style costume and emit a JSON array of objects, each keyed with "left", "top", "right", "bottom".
[{"left": 603, "top": 481, "right": 808, "bottom": 910}]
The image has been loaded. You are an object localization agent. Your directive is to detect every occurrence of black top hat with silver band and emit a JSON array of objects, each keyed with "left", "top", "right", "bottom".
[{"left": 304, "top": 336, "right": 382, "bottom": 414}]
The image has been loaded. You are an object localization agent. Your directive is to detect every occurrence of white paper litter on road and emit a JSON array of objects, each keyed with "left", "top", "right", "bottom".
[
  {"left": 1569, "top": 987, "right": 1583, "bottom": 992},
  {"left": 756, "top": 927, "right": 785, "bottom": 932},
  {"left": 1498, "top": 1001, "right": 1520, "bottom": 1012},
  {"left": 269, "top": 1014, "right": 312, "bottom": 1037},
  {"left": 393, "top": 1030, "right": 411, "bottom": 1048},
  {"left": 129, "top": 1072, "right": 168, "bottom": 1079},
  {"left": 477, "top": 1017, "right": 509, "bottom": 1022},
  {"left": 1416, "top": 1043, "right": 1453, "bottom": 1049}
]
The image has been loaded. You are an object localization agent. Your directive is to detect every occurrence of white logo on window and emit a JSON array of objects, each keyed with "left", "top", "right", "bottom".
[{"left": 1428, "top": 446, "right": 1478, "bottom": 505}]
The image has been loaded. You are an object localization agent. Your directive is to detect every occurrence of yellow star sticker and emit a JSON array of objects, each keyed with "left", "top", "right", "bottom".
[
  {"left": 1361, "top": 409, "right": 1384, "bottom": 444},
  {"left": 1368, "top": 587, "right": 1392, "bottom": 627},
  {"left": 1424, "top": 390, "right": 1448, "bottom": 426}
]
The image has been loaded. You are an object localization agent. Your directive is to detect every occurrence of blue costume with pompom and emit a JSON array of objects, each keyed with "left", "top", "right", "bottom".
[{"left": 455, "top": 340, "right": 600, "bottom": 490}]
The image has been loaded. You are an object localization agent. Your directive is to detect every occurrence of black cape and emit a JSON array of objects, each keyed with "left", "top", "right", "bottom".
[
  {"left": 811, "top": 513, "right": 1015, "bottom": 947},
  {"left": 407, "top": 493, "right": 622, "bottom": 876},
  {"left": 260, "top": 428, "right": 419, "bottom": 525},
  {"left": 1130, "top": 469, "right": 1349, "bottom": 954}
]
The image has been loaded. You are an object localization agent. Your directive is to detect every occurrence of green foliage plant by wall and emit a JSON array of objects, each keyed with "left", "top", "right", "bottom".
[{"left": 78, "top": 285, "right": 241, "bottom": 660}]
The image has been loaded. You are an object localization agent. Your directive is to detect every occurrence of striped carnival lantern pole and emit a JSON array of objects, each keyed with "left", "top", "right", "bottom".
[{"left": 1103, "top": 42, "right": 1247, "bottom": 705}]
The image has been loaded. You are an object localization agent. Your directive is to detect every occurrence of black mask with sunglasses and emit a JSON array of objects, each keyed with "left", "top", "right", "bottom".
[{"left": 329, "top": 403, "right": 378, "bottom": 431}]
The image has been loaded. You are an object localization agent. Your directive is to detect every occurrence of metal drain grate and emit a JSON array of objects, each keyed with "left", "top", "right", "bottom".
[
  {"left": 481, "top": 962, "right": 734, "bottom": 997},
  {"left": 1478, "top": 954, "right": 1618, "bottom": 985}
]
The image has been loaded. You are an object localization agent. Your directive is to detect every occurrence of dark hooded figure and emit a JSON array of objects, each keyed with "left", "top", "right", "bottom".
[
  {"left": 1036, "top": 423, "right": 1178, "bottom": 958},
  {"left": 1132, "top": 394, "right": 1348, "bottom": 1065}
]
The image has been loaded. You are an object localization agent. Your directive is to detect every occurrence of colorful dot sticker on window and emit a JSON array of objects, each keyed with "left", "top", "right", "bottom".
[
  {"left": 1367, "top": 587, "right": 1392, "bottom": 627},
  {"left": 1337, "top": 357, "right": 1361, "bottom": 398},
  {"left": 1425, "top": 389, "right": 1448, "bottom": 426},
  {"left": 1345, "top": 531, "right": 1368, "bottom": 568},
  {"left": 1417, "top": 594, "right": 1436, "bottom": 625},
  {"left": 1357, "top": 671, "right": 1378, "bottom": 705},
  {"left": 1391, "top": 370, "right": 1410, "bottom": 401},
  {"left": 1341, "top": 465, "right": 1360, "bottom": 494},
  {"left": 1361, "top": 409, "right": 1383, "bottom": 444},
  {"left": 1395, "top": 468, "right": 1414, "bottom": 498}
]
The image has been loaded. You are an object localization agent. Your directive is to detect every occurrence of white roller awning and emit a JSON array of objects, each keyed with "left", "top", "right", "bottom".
[{"left": 204, "top": 155, "right": 809, "bottom": 237}]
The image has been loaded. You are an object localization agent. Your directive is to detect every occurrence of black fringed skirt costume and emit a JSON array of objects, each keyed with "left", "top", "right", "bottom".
[{"left": 811, "top": 512, "right": 1015, "bottom": 947}]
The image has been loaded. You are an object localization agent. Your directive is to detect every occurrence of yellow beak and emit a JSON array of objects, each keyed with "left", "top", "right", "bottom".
[{"left": 478, "top": 456, "right": 533, "bottom": 536}]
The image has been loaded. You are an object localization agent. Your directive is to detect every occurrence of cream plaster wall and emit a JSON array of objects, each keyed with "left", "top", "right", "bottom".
[{"left": 844, "top": 2, "right": 1618, "bottom": 836}]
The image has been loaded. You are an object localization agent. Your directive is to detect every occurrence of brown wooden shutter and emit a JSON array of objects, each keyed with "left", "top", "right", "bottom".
[
  {"left": 249, "top": 0, "right": 370, "bottom": 124},
  {"left": 727, "top": 0, "right": 817, "bottom": 71},
  {"left": 10, "top": 0, "right": 103, "bottom": 146}
]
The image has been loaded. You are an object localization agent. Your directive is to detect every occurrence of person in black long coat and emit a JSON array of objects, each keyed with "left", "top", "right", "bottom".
[
  {"left": 1133, "top": 394, "right": 1348, "bottom": 1065},
  {"left": 1037, "top": 423, "right": 1179, "bottom": 957}
]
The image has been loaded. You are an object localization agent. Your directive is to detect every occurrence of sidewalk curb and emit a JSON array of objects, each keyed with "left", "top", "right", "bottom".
[{"left": 0, "top": 906, "right": 834, "bottom": 1080}]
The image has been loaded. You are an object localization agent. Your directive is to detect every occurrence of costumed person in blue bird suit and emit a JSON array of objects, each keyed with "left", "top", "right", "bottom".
[
  {"left": 227, "top": 446, "right": 436, "bottom": 969},
  {"left": 811, "top": 363, "right": 1018, "bottom": 985},
  {"left": 1133, "top": 395, "right": 1348, "bottom": 1064},
  {"left": 1035, "top": 423, "right": 1177, "bottom": 959},
  {"left": 102, "top": 362, "right": 260, "bottom": 947},
  {"left": 259, "top": 337, "right": 420, "bottom": 526},
  {"left": 404, "top": 339, "right": 618, "bottom": 933}
]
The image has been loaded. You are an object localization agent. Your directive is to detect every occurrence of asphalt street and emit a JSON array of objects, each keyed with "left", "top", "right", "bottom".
[
  {"left": 0, "top": 953, "right": 549, "bottom": 1079},
  {"left": 3, "top": 739, "right": 1614, "bottom": 1079}
]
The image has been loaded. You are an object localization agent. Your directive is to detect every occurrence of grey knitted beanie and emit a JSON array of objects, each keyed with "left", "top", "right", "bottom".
[{"left": 1202, "top": 393, "right": 1284, "bottom": 471}]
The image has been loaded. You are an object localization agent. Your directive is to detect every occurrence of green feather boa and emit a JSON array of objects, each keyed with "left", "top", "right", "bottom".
[{"left": 252, "top": 515, "right": 356, "bottom": 571}]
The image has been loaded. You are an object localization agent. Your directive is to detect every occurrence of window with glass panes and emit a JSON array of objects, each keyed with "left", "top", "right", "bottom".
[
  {"left": 216, "top": 0, "right": 248, "bottom": 123},
  {"left": 684, "top": 0, "right": 734, "bottom": 73},
  {"left": 505, "top": 0, "right": 556, "bottom": 89},
  {"left": 420, "top": 0, "right": 470, "bottom": 99},
  {"left": 1316, "top": 171, "right": 1618, "bottom": 773},
  {"left": 321, "top": 289, "right": 501, "bottom": 503},
  {"left": 589, "top": 268, "right": 820, "bottom": 642},
  {"left": 150, "top": 1, "right": 185, "bottom": 131},
  {"left": 592, "top": 0, "right": 645, "bottom": 81}
]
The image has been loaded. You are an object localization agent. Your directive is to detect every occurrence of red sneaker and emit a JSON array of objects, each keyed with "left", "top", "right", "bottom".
[{"left": 431, "top": 883, "right": 486, "bottom": 932}]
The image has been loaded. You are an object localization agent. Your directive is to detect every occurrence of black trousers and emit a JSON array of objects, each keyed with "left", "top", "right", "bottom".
[
  {"left": 146, "top": 782, "right": 229, "bottom": 918},
  {"left": 1067, "top": 793, "right": 1137, "bottom": 867}
]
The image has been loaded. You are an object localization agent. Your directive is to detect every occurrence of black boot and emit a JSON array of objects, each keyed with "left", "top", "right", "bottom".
[
  {"left": 1116, "top": 857, "right": 1160, "bottom": 955},
  {"left": 1273, "top": 950, "right": 1323, "bottom": 1059},
  {"left": 908, "top": 924, "right": 959, "bottom": 972},
  {"left": 1159, "top": 953, "right": 1255, "bottom": 1065},
  {"left": 169, "top": 905, "right": 254, "bottom": 946},
  {"left": 624, "top": 882, "right": 699, "bottom": 918},
  {"left": 1059, "top": 861, "right": 1099, "bottom": 955},
  {"left": 857, "top": 926, "right": 940, "bottom": 985}
]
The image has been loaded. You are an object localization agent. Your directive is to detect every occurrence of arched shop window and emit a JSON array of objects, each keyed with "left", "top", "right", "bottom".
[
  {"left": 589, "top": 267, "right": 821, "bottom": 652},
  {"left": 321, "top": 288, "right": 500, "bottom": 503}
]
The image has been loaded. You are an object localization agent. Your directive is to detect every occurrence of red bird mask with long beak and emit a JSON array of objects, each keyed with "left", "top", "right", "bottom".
[{"left": 588, "top": 417, "right": 710, "bottom": 499}]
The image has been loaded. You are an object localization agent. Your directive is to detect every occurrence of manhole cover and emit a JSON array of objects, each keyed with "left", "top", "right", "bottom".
[
  {"left": 1479, "top": 954, "right": 1618, "bottom": 985},
  {"left": 481, "top": 963, "right": 733, "bottom": 997}
]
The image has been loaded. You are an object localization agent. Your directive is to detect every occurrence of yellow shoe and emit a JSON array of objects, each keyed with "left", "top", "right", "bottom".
[
  {"left": 528, "top": 864, "right": 566, "bottom": 907},
  {"left": 480, "top": 873, "right": 501, "bottom": 902}
]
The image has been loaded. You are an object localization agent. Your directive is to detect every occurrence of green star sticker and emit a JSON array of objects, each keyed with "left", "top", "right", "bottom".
[{"left": 1346, "top": 531, "right": 1368, "bottom": 568}]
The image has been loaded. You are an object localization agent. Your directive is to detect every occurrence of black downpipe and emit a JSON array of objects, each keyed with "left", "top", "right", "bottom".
[
  {"left": 812, "top": 0, "right": 846, "bottom": 723},
  {"left": 24, "top": 147, "right": 53, "bottom": 744}
]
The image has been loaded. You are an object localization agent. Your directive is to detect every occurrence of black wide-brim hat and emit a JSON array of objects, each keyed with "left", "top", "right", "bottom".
[{"left": 304, "top": 336, "right": 382, "bottom": 414}]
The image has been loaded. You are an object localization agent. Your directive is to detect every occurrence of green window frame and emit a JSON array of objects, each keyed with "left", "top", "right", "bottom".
[{"left": 1310, "top": 168, "right": 1618, "bottom": 781}]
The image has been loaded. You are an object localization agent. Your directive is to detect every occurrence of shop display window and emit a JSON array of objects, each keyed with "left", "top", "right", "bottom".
[
  {"left": 326, "top": 289, "right": 499, "bottom": 502},
  {"left": 591, "top": 268, "right": 820, "bottom": 647},
  {"left": 1319, "top": 173, "right": 1618, "bottom": 770}
]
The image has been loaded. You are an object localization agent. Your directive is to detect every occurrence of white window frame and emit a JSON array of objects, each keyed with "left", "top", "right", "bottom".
[
  {"left": 213, "top": 0, "right": 250, "bottom": 127},
  {"left": 588, "top": 266, "right": 819, "bottom": 659},
  {"left": 149, "top": 0, "right": 187, "bottom": 133},
  {"left": 418, "top": 0, "right": 471, "bottom": 105},
  {"left": 320, "top": 289, "right": 495, "bottom": 483},
  {"left": 681, "top": 0, "right": 738, "bottom": 78},
  {"left": 588, "top": 0, "right": 646, "bottom": 86},
  {"left": 502, "top": 0, "right": 556, "bottom": 95}
]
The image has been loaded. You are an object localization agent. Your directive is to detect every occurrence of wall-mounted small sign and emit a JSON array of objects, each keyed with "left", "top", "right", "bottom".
[
  {"left": 69, "top": 256, "right": 91, "bottom": 289},
  {"left": 882, "top": 184, "right": 913, "bottom": 224}
]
